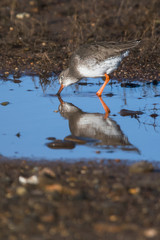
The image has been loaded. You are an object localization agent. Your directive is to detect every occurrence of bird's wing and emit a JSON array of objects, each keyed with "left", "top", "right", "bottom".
[{"left": 71, "top": 40, "right": 140, "bottom": 64}]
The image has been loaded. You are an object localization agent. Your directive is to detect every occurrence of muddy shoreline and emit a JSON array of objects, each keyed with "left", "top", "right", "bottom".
[{"left": 0, "top": 0, "right": 159, "bottom": 81}]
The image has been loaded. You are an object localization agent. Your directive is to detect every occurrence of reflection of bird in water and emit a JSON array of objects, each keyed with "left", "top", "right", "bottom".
[
  {"left": 57, "top": 40, "right": 140, "bottom": 96},
  {"left": 58, "top": 96, "right": 137, "bottom": 150}
]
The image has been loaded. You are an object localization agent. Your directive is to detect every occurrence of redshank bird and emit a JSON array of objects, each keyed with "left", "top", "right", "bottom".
[{"left": 57, "top": 40, "right": 140, "bottom": 96}]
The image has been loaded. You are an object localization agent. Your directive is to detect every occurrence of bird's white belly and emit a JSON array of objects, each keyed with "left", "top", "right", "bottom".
[{"left": 78, "top": 56, "right": 122, "bottom": 77}]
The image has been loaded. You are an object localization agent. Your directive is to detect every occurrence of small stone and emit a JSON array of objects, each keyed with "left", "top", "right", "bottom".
[
  {"left": 152, "top": 80, "right": 158, "bottom": 85},
  {"left": 81, "top": 169, "right": 87, "bottom": 174},
  {"left": 6, "top": 192, "right": 14, "bottom": 199},
  {"left": 109, "top": 215, "right": 118, "bottom": 222},
  {"left": 16, "top": 186, "right": 27, "bottom": 196},
  {"left": 45, "top": 184, "right": 63, "bottom": 192},
  {"left": 66, "top": 177, "right": 77, "bottom": 182},
  {"left": 129, "top": 161, "right": 154, "bottom": 173},
  {"left": 150, "top": 113, "right": 158, "bottom": 118},
  {"left": 19, "top": 175, "right": 39, "bottom": 185},
  {"left": 46, "top": 137, "right": 56, "bottom": 141},
  {"left": 41, "top": 214, "right": 54, "bottom": 223},
  {"left": 29, "top": 1, "right": 35, "bottom": 6},
  {"left": 46, "top": 140, "right": 75, "bottom": 149},
  {"left": 16, "top": 12, "right": 30, "bottom": 19},
  {"left": 40, "top": 168, "right": 56, "bottom": 179},
  {"left": 115, "top": 159, "right": 120, "bottom": 163},
  {"left": 37, "top": 223, "right": 45, "bottom": 231},
  {"left": 1, "top": 101, "right": 10, "bottom": 106},
  {"left": 128, "top": 187, "right": 140, "bottom": 195},
  {"left": 16, "top": 132, "right": 21, "bottom": 138},
  {"left": 119, "top": 109, "right": 143, "bottom": 117},
  {"left": 13, "top": 80, "right": 21, "bottom": 84},
  {"left": 96, "top": 150, "right": 101, "bottom": 154},
  {"left": 144, "top": 228, "right": 158, "bottom": 238}
]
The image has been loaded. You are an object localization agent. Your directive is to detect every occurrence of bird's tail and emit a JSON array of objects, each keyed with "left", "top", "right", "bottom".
[
  {"left": 121, "top": 39, "right": 141, "bottom": 50},
  {"left": 122, "top": 50, "right": 129, "bottom": 58}
]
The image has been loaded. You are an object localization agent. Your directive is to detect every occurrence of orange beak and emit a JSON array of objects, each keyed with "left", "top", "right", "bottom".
[{"left": 57, "top": 84, "right": 64, "bottom": 95}]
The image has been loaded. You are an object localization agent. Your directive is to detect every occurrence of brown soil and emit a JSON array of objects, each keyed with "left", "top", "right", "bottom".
[
  {"left": 0, "top": 0, "right": 160, "bottom": 81},
  {"left": 0, "top": 157, "right": 160, "bottom": 240}
]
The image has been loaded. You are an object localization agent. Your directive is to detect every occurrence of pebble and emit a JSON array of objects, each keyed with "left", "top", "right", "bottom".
[
  {"left": 16, "top": 186, "right": 27, "bottom": 196},
  {"left": 19, "top": 175, "right": 39, "bottom": 185},
  {"left": 39, "top": 167, "right": 56, "bottom": 179},
  {"left": 81, "top": 169, "right": 87, "bottom": 174},
  {"left": 128, "top": 187, "right": 140, "bottom": 195},
  {"left": 150, "top": 113, "right": 158, "bottom": 118},
  {"left": 13, "top": 80, "right": 22, "bottom": 83},
  {"left": 46, "top": 137, "right": 56, "bottom": 141},
  {"left": 96, "top": 151, "right": 101, "bottom": 154},
  {"left": 41, "top": 214, "right": 54, "bottom": 223},
  {"left": 46, "top": 140, "right": 75, "bottom": 149},
  {"left": 1, "top": 101, "right": 10, "bottom": 106},
  {"left": 45, "top": 184, "right": 63, "bottom": 192},
  {"left": 16, "top": 132, "right": 21, "bottom": 138},
  {"left": 16, "top": 12, "right": 30, "bottom": 19},
  {"left": 119, "top": 109, "right": 143, "bottom": 117},
  {"left": 109, "top": 215, "right": 118, "bottom": 222},
  {"left": 4, "top": 71, "right": 9, "bottom": 75},
  {"left": 129, "top": 161, "right": 154, "bottom": 173},
  {"left": 144, "top": 228, "right": 158, "bottom": 238}
]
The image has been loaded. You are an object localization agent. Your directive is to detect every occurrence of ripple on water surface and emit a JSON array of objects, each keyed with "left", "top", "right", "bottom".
[{"left": 0, "top": 75, "right": 160, "bottom": 161}]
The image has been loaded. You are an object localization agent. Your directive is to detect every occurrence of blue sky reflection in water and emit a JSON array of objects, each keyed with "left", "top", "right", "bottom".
[{"left": 0, "top": 75, "right": 160, "bottom": 161}]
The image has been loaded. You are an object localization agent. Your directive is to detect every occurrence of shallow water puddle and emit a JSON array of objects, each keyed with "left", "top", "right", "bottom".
[{"left": 0, "top": 75, "right": 160, "bottom": 161}]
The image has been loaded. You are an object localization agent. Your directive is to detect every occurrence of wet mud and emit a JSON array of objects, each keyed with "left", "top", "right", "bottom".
[
  {"left": 0, "top": 0, "right": 159, "bottom": 80},
  {"left": 0, "top": 158, "right": 160, "bottom": 240}
]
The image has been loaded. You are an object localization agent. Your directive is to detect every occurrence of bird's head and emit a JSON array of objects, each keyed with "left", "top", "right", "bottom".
[{"left": 57, "top": 68, "right": 79, "bottom": 95}]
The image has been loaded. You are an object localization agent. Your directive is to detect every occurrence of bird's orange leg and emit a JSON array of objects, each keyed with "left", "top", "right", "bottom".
[
  {"left": 58, "top": 95, "right": 64, "bottom": 105},
  {"left": 98, "top": 96, "right": 110, "bottom": 119},
  {"left": 96, "top": 73, "right": 110, "bottom": 97}
]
